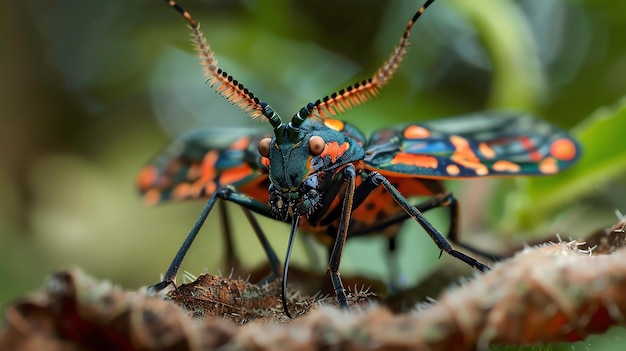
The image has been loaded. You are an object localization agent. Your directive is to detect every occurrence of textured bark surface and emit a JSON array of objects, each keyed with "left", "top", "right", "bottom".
[{"left": 1, "top": 220, "right": 625, "bottom": 350}]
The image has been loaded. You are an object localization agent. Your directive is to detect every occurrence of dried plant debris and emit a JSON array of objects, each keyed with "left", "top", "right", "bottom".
[
  {"left": 2, "top": 220, "right": 626, "bottom": 350},
  {"left": 578, "top": 217, "right": 626, "bottom": 254},
  {"left": 162, "top": 267, "right": 379, "bottom": 324},
  {"left": 166, "top": 273, "right": 317, "bottom": 323}
]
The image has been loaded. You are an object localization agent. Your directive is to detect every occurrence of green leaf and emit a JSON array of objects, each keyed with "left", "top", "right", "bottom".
[{"left": 449, "top": 0, "right": 545, "bottom": 110}]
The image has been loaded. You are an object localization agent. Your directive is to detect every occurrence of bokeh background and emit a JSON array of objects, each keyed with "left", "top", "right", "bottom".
[{"left": 2, "top": 0, "right": 626, "bottom": 348}]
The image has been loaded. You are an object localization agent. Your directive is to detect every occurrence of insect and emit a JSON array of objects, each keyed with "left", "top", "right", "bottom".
[{"left": 139, "top": 0, "right": 581, "bottom": 317}]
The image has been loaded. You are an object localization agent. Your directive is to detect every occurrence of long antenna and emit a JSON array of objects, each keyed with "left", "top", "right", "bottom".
[
  {"left": 308, "top": 0, "right": 436, "bottom": 119},
  {"left": 163, "top": 0, "right": 270, "bottom": 122}
]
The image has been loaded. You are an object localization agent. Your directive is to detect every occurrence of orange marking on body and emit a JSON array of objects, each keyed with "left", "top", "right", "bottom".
[
  {"left": 136, "top": 166, "right": 158, "bottom": 191},
  {"left": 185, "top": 183, "right": 203, "bottom": 198},
  {"left": 493, "top": 160, "right": 521, "bottom": 173},
  {"left": 183, "top": 151, "right": 219, "bottom": 198},
  {"left": 393, "top": 176, "right": 440, "bottom": 197},
  {"left": 187, "top": 163, "right": 201, "bottom": 180},
  {"left": 446, "top": 164, "right": 460, "bottom": 176},
  {"left": 143, "top": 189, "right": 161, "bottom": 206},
  {"left": 305, "top": 156, "right": 313, "bottom": 176},
  {"left": 391, "top": 153, "right": 438, "bottom": 169},
  {"left": 519, "top": 137, "right": 543, "bottom": 162},
  {"left": 352, "top": 197, "right": 386, "bottom": 226},
  {"left": 449, "top": 135, "right": 488, "bottom": 175},
  {"left": 479, "top": 142, "right": 496, "bottom": 159},
  {"left": 230, "top": 136, "right": 250, "bottom": 151},
  {"left": 261, "top": 157, "right": 270, "bottom": 168},
  {"left": 403, "top": 125, "right": 430, "bottom": 139},
  {"left": 350, "top": 176, "right": 440, "bottom": 236},
  {"left": 354, "top": 160, "right": 366, "bottom": 171},
  {"left": 539, "top": 157, "right": 559, "bottom": 174},
  {"left": 219, "top": 164, "right": 254, "bottom": 186},
  {"left": 200, "top": 151, "right": 219, "bottom": 181},
  {"left": 320, "top": 142, "right": 349, "bottom": 162},
  {"left": 172, "top": 183, "right": 192, "bottom": 200},
  {"left": 324, "top": 119, "right": 345, "bottom": 131},
  {"left": 476, "top": 166, "right": 489, "bottom": 176},
  {"left": 450, "top": 136, "right": 479, "bottom": 162},
  {"left": 450, "top": 156, "right": 489, "bottom": 176},
  {"left": 550, "top": 138, "right": 577, "bottom": 161},
  {"left": 238, "top": 174, "right": 270, "bottom": 203},
  {"left": 204, "top": 182, "right": 217, "bottom": 196}
]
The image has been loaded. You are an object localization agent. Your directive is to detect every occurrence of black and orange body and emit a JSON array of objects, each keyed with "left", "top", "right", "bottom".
[{"left": 142, "top": 0, "right": 581, "bottom": 317}]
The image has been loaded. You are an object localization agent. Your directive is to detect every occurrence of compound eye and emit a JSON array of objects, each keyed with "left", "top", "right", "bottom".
[
  {"left": 258, "top": 138, "right": 271, "bottom": 158},
  {"left": 308, "top": 135, "right": 325, "bottom": 156}
]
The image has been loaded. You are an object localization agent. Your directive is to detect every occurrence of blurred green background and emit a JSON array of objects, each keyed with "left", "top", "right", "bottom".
[{"left": 2, "top": 0, "right": 626, "bottom": 348}]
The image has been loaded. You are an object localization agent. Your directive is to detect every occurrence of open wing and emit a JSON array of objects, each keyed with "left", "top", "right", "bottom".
[
  {"left": 137, "top": 128, "right": 270, "bottom": 205},
  {"left": 364, "top": 112, "right": 581, "bottom": 178}
]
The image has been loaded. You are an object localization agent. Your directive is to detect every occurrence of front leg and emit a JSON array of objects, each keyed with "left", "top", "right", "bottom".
[
  {"left": 327, "top": 164, "right": 357, "bottom": 309},
  {"left": 149, "top": 186, "right": 276, "bottom": 293}
]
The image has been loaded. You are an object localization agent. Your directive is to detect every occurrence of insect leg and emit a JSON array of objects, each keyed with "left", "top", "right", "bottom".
[
  {"left": 343, "top": 191, "right": 457, "bottom": 290},
  {"left": 380, "top": 197, "right": 441, "bottom": 287},
  {"left": 318, "top": 171, "right": 385, "bottom": 227},
  {"left": 367, "top": 172, "right": 491, "bottom": 272},
  {"left": 351, "top": 193, "right": 504, "bottom": 261},
  {"left": 348, "top": 193, "right": 461, "bottom": 290},
  {"left": 349, "top": 194, "right": 453, "bottom": 236},
  {"left": 149, "top": 186, "right": 274, "bottom": 293},
  {"left": 307, "top": 171, "right": 354, "bottom": 227},
  {"left": 443, "top": 194, "right": 505, "bottom": 261},
  {"left": 386, "top": 235, "right": 402, "bottom": 291},
  {"left": 218, "top": 199, "right": 237, "bottom": 269},
  {"left": 240, "top": 208, "right": 282, "bottom": 282},
  {"left": 328, "top": 164, "right": 357, "bottom": 309},
  {"left": 218, "top": 200, "right": 281, "bottom": 282}
]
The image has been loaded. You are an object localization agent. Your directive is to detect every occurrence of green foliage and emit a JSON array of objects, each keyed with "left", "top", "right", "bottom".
[
  {"left": 449, "top": 0, "right": 544, "bottom": 110},
  {"left": 500, "top": 97, "right": 626, "bottom": 231},
  {"left": 2, "top": 1, "right": 626, "bottom": 348}
]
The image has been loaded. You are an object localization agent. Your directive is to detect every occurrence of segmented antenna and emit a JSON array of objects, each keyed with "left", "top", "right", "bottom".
[
  {"left": 310, "top": 0, "right": 436, "bottom": 119},
  {"left": 163, "top": 0, "right": 266, "bottom": 121}
]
